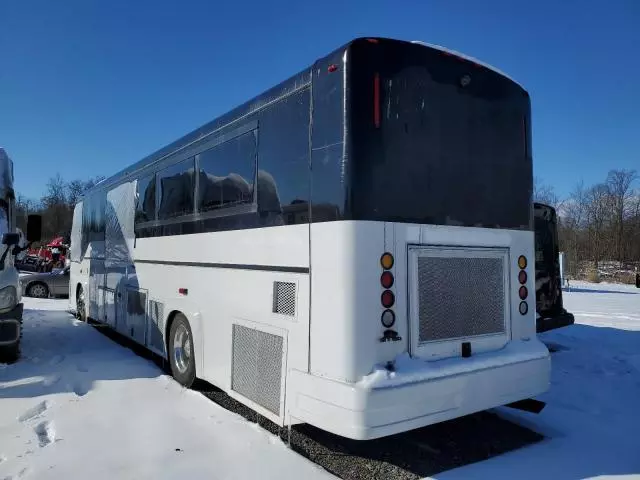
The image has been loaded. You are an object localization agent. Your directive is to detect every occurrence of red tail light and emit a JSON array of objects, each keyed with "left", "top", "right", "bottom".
[
  {"left": 381, "top": 290, "right": 395, "bottom": 308},
  {"left": 519, "top": 286, "right": 528, "bottom": 300},
  {"left": 381, "top": 271, "right": 394, "bottom": 289},
  {"left": 518, "top": 270, "right": 527, "bottom": 284}
]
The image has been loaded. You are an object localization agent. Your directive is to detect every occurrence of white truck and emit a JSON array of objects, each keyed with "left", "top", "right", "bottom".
[{"left": 0, "top": 148, "right": 42, "bottom": 363}]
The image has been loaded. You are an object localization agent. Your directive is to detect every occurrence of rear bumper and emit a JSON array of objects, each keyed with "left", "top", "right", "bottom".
[
  {"left": 288, "top": 341, "right": 550, "bottom": 440},
  {"left": 536, "top": 310, "right": 575, "bottom": 333},
  {"left": 0, "top": 303, "right": 23, "bottom": 345}
]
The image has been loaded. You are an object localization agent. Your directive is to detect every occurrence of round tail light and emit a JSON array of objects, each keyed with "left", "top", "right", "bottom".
[
  {"left": 519, "top": 301, "right": 528, "bottom": 315},
  {"left": 381, "top": 309, "right": 395, "bottom": 328},
  {"left": 381, "top": 290, "right": 395, "bottom": 308},
  {"left": 519, "top": 286, "right": 528, "bottom": 300},
  {"left": 380, "top": 252, "right": 394, "bottom": 270},
  {"left": 518, "top": 255, "right": 527, "bottom": 269},
  {"left": 381, "top": 271, "right": 394, "bottom": 289},
  {"left": 518, "top": 270, "right": 527, "bottom": 284}
]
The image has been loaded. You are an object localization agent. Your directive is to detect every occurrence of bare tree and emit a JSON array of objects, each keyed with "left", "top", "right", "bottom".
[
  {"left": 606, "top": 169, "right": 638, "bottom": 263},
  {"left": 66, "top": 179, "right": 86, "bottom": 206},
  {"left": 533, "top": 177, "right": 560, "bottom": 209},
  {"left": 584, "top": 183, "right": 612, "bottom": 268},
  {"left": 15, "top": 194, "right": 39, "bottom": 231}
]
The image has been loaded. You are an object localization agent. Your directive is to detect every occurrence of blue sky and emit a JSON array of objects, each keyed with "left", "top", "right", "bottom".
[{"left": 1, "top": 0, "right": 638, "bottom": 200}]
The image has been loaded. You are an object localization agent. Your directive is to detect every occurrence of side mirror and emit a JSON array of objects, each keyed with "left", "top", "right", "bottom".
[
  {"left": 1, "top": 233, "right": 20, "bottom": 246},
  {"left": 26, "top": 214, "right": 42, "bottom": 243}
]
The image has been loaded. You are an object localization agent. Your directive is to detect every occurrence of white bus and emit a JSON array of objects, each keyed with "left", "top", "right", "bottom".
[{"left": 69, "top": 37, "right": 550, "bottom": 440}]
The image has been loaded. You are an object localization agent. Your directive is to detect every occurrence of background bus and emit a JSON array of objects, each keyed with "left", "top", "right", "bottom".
[
  {"left": 534, "top": 202, "right": 575, "bottom": 332},
  {"left": 70, "top": 37, "right": 549, "bottom": 440}
]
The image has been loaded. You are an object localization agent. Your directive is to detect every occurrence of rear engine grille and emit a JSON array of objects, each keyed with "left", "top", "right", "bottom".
[{"left": 417, "top": 254, "right": 505, "bottom": 343}]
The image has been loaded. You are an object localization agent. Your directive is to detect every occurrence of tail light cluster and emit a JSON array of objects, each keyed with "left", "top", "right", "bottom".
[
  {"left": 517, "top": 255, "right": 528, "bottom": 315},
  {"left": 380, "top": 252, "right": 395, "bottom": 328}
]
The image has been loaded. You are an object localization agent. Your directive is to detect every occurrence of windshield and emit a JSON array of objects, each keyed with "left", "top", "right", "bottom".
[{"left": 348, "top": 40, "right": 532, "bottom": 230}]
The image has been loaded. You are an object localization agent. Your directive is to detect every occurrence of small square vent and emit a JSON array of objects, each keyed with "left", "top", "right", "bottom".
[{"left": 272, "top": 281, "right": 296, "bottom": 316}]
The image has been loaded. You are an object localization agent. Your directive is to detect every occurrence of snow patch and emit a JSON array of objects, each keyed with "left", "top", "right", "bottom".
[{"left": 358, "top": 341, "right": 547, "bottom": 389}]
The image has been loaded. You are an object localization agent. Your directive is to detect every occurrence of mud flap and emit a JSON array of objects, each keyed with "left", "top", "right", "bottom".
[{"left": 505, "top": 399, "right": 546, "bottom": 414}]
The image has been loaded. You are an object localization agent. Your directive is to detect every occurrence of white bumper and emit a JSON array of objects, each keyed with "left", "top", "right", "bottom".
[{"left": 288, "top": 340, "right": 550, "bottom": 440}]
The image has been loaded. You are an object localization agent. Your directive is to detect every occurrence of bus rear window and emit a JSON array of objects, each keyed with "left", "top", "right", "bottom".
[{"left": 348, "top": 41, "right": 532, "bottom": 230}]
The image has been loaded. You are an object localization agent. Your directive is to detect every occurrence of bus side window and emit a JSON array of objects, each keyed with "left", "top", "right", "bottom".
[
  {"left": 157, "top": 157, "right": 195, "bottom": 220},
  {"left": 196, "top": 132, "right": 256, "bottom": 213},
  {"left": 135, "top": 174, "right": 156, "bottom": 225},
  {"left": 255, "top": 88, "right": 311, "bottom": 224}
]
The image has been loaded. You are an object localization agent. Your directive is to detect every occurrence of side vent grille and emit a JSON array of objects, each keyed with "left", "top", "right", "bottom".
[
  {"left": 272, "top": 281, "right": 296, "bottom": 316},
  {"left": 231, "top": 324, "right": 284, "bottom": 416},
  {"left": 148, "top": 300, "right": 165, "bottom": 354}
]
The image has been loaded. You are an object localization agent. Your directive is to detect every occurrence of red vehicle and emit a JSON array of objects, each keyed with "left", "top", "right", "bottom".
[{"left": 18, "top": 237, "right": 68, "bottom": 272}]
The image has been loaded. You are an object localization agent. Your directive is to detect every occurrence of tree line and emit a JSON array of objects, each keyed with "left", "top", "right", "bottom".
[
  {"left": 17, "top": 169, "right": 639, "bottom": 283},
  {"left": 534, "top": 169, "right": 640, "bottom": 283},
  {"left": 16, "top": 173, "right": 105, "bottom": 243}
]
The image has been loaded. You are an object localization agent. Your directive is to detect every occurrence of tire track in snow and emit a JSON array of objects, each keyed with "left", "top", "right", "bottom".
[
  {"left": 48, "top": 355, "right": 64, "bottom": 366},
  {"left": 33, "top": 421, "right": 55, "bottom": 447},
  {"left": 18, "top": 401, "right": 50, "bottom": 423}
]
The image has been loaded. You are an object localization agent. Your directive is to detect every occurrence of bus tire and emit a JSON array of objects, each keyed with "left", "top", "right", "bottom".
[
  {"left": 0, "top": 342, "right": 20, "bottom": 364},
  {"left": 76, "top": 285, "right": 87, "bottom": 322},
  {"left": 168, "top": 313, "right": 196, "bottom": 388}
]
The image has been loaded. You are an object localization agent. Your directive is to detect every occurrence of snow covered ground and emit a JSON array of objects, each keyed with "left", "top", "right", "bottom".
[
  {"left": 0, "top": 299, "right": 332, "bottom": 480},
  {"left": 1, "top": 282, "right": 639, "bottom": 479},
  {"left": 439, "top": 281, "right": 640, "bottom": 480}
]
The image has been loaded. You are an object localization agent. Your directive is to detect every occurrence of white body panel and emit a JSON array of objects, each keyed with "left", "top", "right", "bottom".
[
  {"left": 0, "top": 148, "right": 24, "bottom": 349},
  {"left": 70, "top": 208, "right": 549, "bottom": 439}
]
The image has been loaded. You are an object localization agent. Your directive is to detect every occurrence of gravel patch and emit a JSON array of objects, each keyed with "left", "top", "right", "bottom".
[{"left": 199, "top": 386, "right": 543, "bottom": 480}]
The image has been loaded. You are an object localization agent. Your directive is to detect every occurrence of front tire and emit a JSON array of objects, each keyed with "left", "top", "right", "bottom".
[{"left": 168, "top": 313, "right": 196, "bottom": 387}]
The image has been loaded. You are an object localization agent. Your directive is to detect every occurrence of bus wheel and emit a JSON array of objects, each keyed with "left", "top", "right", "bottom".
[
  {"left": 76, "top": 286, "right": 87, "bottom": 322},
  {"left": 169, "top": 313, "right": 196, "bottom": 388},
  {"left": 0, "top": 342, "right": 20, "bottom": 364}
]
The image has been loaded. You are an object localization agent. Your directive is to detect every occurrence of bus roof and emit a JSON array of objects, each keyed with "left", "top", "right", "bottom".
[
  {"left": 410, "top": 41, "right": 522, "bottom": 89},
  {"left": 82, "top": 37, "right": 524, "bottom": 199}
]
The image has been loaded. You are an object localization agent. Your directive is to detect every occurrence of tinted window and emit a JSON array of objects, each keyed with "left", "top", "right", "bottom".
[
  {"left": 197, "top": 131, "right": 256, "bottom": 213},
  {"left": 255, "top": 89, "right": 310, "bottom": 225},
  {"left": 157, "top": 157, "right": 195, "bottom": 220},
  {"left": 310, "top": 55, "right": 346, "bottom": 223},
  {"left": 135, "top": 174, "right": 156, "bottom": 225},
  {"left": 348, "top": 40, "right": 532, "bottom": 230}
]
